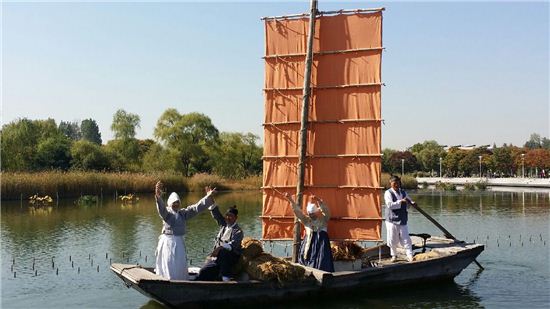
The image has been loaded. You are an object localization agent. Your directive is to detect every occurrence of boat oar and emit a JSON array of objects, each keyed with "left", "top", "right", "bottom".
[{"left": 410, "top": 202, "right": 484, "bottom": 270}]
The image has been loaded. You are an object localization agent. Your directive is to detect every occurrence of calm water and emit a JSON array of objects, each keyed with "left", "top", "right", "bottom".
[{"left": 1, "top": 190, "right": 549, "bottom": 308}]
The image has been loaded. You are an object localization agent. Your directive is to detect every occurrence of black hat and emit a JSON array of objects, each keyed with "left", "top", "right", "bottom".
[
  {"left": 389, "top": 175, "right": 401, "bottom": 183},
  {"left": 226, "top": 205, "right": 238, "bottom": 216}
]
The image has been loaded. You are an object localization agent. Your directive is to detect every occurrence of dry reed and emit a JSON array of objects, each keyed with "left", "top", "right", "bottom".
[{"left": 1, "top": 171, "right": 260, "bottom": 200}]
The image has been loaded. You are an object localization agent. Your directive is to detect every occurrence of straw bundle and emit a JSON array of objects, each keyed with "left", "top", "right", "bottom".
[
  {"left": 246, "top": 253, "right": 305, "bottom": 284},
  {"left": 413, "top": 250, "right": 441, "bottom": 261},
  {"left": 237, "top": 238, "right": 305, "bottom": 285},
  {"left": 241, "top": 237, "right": 264, "bottom": 259},
  {"left": 331, "top": 241, "right": 363, "bottom": 260}
]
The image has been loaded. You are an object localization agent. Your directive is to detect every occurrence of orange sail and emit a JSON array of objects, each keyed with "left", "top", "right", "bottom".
[{"left": 262, "top": 10, "right": 383, "bottom": 241}]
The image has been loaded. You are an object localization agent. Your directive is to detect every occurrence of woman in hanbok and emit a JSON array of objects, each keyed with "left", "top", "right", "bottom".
[
  {"left": 283, "top": 193, "right": 334, "bottom": 272},
  {"left": 154, "top": 181, "right": 216, "bottom": 280}
]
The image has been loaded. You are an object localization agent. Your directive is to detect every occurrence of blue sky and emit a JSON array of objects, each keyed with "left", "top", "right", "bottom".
[{"left": 2, "top": 1, "right": 548, "bottom": 150}]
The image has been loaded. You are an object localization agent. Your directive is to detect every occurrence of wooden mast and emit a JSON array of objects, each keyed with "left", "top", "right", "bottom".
[{"left": 293, "top": 0, "right": 318, "bottom": 263}]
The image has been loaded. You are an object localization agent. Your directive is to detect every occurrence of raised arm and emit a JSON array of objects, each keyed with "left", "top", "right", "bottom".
[
  {"left": 181, "top": 186, "right": 217, "bottom": 220},
  {"left": 283, "top": 193, "right": 309, "bottom": 224},
  {"left": 314, "top": 196, "right": 330, "bottom": 222},
  {"left": 209, "top": 204, "right": 226, "bottom": 227},
  {"left": 155, "top": 181, "right": 176, "bottom": 225}
]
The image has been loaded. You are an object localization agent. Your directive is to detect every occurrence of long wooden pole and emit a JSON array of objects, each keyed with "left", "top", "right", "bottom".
[
  {"left": 293, "top": 0, "right": 318, "bottom": 263},
  {"left": 411, "top": 203, "right": 484, "bottom": 270}
]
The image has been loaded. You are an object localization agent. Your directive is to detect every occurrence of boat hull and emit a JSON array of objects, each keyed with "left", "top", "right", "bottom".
[{"left": 111, "top": 243, "right": 484, "bottom": 307}]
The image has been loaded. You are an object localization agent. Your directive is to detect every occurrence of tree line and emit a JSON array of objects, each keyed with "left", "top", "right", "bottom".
[
  {"left": 383, "top": 134, "right": 550, "bottom": 177},
  {"left": 3, "top": 110, "right": 548, "bottom": 179},
  {"left": 0, "top": 109, "right": 262, "bottom": 179}
]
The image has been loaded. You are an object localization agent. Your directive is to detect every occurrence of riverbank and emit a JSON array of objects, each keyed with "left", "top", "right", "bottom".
[
  {"left": 416, "top": 177, "right": 550, "bottom": 189},
  {"left": 0, "top": 172, "right": 262, "bottom": 201}
]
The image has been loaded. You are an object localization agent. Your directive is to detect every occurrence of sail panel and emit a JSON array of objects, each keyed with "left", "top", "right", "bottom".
[
  {"left": 263, "top": 158, "right": 380, "bottom": 188},
  {"left": 264, "top": 52, "right": 381, "bottom": 89},
  {"left": 263, "top": 188, "right": 380, "bottom": 218},
  {"left": 264, "top": 12, "right": 382, "bottom": 56},
  {"left": 265, "top": 87, "right": 381, "bottom": 124},
  {"left": 317, "top": 13, "right": 382, "bottom": 51},
  {"left": 264, "top": 123, "right": 381, "bottom": 157},
  {"left": 263, "top": 11, "right": 383, "bottom": 241}
]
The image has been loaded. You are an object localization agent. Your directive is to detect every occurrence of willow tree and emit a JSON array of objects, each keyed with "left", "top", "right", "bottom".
[
  {"left": 154, "top": 109, "right": 219, "bottom": 176},
  {"left": 108, "top": 109, "right": 141, "bottom": 170}
]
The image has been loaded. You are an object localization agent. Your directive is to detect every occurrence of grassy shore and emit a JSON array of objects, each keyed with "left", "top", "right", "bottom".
[
  {"left": 1, "top": 171, "right": 416, "bottom": 201},
  {"left": 380, "top": 173, "right": 418, "bottom": 190},
  {"left": 1, "top": 171, "right": 262, "bottom": 201}
]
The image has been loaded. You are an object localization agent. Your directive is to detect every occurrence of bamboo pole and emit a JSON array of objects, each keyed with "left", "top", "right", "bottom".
[
  {"left": 262, "top": 153, "right": 382, "bottom": 159},
  {"left": 263, "top": 119, "right": 383, "bottom": 126},
  {"left": 411, "top": 203, "right": 484, "bottom": 270},
  {"left": 262, "top": 7, "right": 384, "bottom": 20},
  {"left": 263, "top": 47, "right": 384, "bottom": 59},
  {"left": 293, "top": 0, "right": 318, "bottom": 263},
  {"left": 263, "top": 82, "right": 384, "bottom": 91}
]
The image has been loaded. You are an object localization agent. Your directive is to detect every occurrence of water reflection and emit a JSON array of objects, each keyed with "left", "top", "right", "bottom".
[{"left": 279, "top": 280, "right": 483, "bottom": 309}]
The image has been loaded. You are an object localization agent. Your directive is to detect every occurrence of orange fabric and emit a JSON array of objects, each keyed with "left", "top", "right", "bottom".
[
  {"left": 264, "top": 12, "right": 382, "bottom": 56},
  {"left": 265, "top": 51, "right": 380, "bottom": 89},
  {"left": 264, "top": 87, "right": 381, "bottom": 124},
  {"left": 264, "top": 123, "right": 381, "bottom": 158},
  {"left": 263, "top": 158, "right": 380, "bottom": 188},
  {"left": 263, "top": 12, "right": 382, "bottom": 241}
]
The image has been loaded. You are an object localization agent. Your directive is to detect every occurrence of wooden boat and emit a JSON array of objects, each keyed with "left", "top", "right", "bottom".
[
  {"left": 111, "top": 238, "right": 484, "bottom": 307},
  {"left": 111, "top": 2, "right": 484, "bottom": 307}
]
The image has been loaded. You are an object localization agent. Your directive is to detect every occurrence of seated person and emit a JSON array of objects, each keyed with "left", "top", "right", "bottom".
[{"left": 196, "top": 205, "right": 243, "bottom": 281}]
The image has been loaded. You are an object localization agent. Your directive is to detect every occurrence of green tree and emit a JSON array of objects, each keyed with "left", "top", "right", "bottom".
[
  {"left": 154, "top": 109, "right": 220, "bottom": 176},
  {"left": 388, "top": 151, "right": 419, "bottom": 175},
  {"left": 524, "top": 133, "right": 542, "bottom": 149},
  {"left": 59, "top": 121, "right": 81, "bottom": 140},
  {"left": 142, "top": 144, "right": 182, "bottom": 172},
  {"left": 36, "top": 135, "right": 72, "bottom": 170},
  {"left": 81, "top": 119, "right": 102, "bottom": 144},
  {"left": 382, "top": 148, "right": 397, "bottom": 174},
  {"left": 443, "top": 148, "right": 465, "bottom": 177},
  {"left": 111, "top": 109, "right": 140, "bottom": 140},
  {"left": 0, "top": 118, "right": 40, "bottom": 171},
  {"left": 212, "top": 132, "right": 262, "bottom": 178},
  {"left": 70, "top": 140, "right": 110, "bottom": 171},
  {"left": 106, "top": 110, "right": 142, "bottom": 171},
  {"left": 409, "top": 140, "right": 446, "bottom": 174},
  {"left": 491, "top": 145, "right": 513, "bottom": 176},
  {"left": 104, "top": 139, "right": 140, "bottom": 171}
]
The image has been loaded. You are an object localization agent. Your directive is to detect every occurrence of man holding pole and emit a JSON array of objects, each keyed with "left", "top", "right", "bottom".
[{"left": 384, "top": 175, "right": 415, "bottom": 262}]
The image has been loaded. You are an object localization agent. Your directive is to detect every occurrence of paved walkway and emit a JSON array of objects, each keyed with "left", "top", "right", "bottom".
[{"left": 416, "top": 177, "right": 550, "bottom": 188}]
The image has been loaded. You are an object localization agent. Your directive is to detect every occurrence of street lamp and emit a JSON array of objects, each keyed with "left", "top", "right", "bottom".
[
  {"left": 521, "top": 153, "right": 525, "bottom": 178},
  {"left": 401, "top": 158, "right": 405, "bottom": 176},
  {"left": 439, "top": 157, "right": 442, "bottom": 178},
  {"left": 478, "top": 155, "right": 482, "bottom": 178}
]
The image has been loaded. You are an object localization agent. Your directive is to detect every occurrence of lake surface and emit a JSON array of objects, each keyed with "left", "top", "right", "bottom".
[{"left": 2, "top": 190, "right": 549, "bottom": 308}]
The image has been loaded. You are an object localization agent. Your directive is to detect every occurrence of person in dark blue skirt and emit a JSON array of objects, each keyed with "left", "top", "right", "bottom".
[{"left": 283, "top": 193, "right": 335, "bottom": 272}]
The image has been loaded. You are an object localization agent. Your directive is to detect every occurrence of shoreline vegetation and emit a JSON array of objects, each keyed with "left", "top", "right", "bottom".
[
  {"left": 1, "top": 172, "right": 419, "bottom": 201},
  {"left": 0, "top": 172, "right": 262, "bottom": 201}
]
